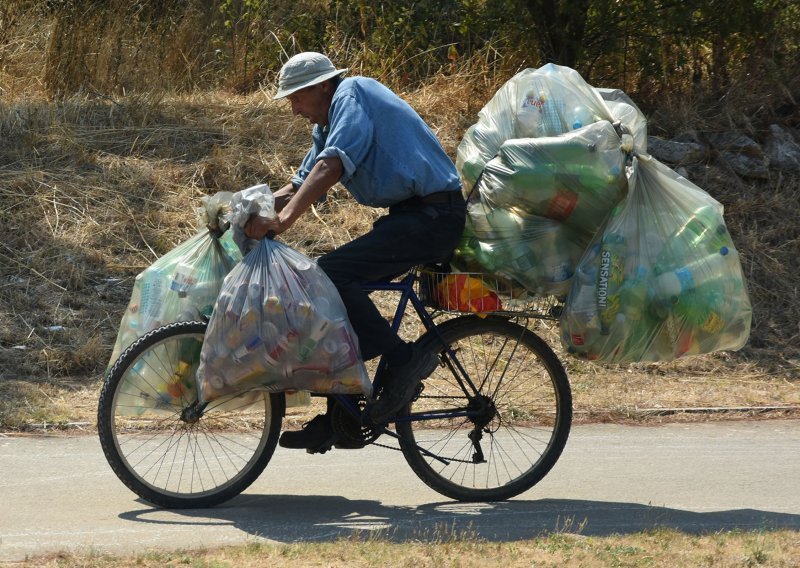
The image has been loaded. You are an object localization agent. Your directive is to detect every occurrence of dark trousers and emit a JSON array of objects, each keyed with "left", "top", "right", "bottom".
[{"left": 317, "top": 192, "right": 466, "bottom": 361}]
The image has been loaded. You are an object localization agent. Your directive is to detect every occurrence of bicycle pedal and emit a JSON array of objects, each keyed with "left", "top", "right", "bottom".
[{"left": 410, "top": 382, "right": 425, "bottom": 402}]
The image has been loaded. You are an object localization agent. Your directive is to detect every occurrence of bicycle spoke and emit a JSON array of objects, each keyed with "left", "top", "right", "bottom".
[
  {"left": 99, "top": 322, "right": 280, "bottom": 507},
  {"left": 398, "top": 317, "right": 571, "bottom": 501}
]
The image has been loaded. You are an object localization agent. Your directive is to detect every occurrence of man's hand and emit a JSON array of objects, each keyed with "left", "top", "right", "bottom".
[
  {"left": 244, "top": 214, "right": 283, "bottom": 240},
  {"left": 244, "top": 157, "right": 342, "bottom": 240}
]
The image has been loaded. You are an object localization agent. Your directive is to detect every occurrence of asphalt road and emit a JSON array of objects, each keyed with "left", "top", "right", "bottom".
[{"left": 2, "top": 420, "right": 799, "bottom": 562}]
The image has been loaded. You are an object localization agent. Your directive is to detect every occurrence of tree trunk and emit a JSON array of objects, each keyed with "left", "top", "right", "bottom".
[{"left": 523, "top": 0, "right": 590, "bottom": 68}]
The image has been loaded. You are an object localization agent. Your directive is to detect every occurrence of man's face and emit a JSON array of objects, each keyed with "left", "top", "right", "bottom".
[{"left": 286, "top": 81, "right": 334, "bottom": 127}]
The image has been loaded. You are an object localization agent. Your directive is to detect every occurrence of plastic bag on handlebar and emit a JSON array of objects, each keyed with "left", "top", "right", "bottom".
[
  {"left": 196, "top": 235, "right": 372, "bottom": 403},
  {"left": 107, "top": 193, "right": 242, "bottom": 372}
]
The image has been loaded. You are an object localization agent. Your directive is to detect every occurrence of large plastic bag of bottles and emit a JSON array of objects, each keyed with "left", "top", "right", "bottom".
[
  {"left": 195, "top": 185, "right": 372, "bottom": 403},
  {"left": 456, "top": 63, "right": 646, "bottom": 193},
  {"left": 475, "top": 121, "right": 628, "bottom": 240},
  {"left": 106, "top": 192, "right": 241, "bottom": 370},
  {"left": 559, "top": 155, "right": 752, "bottom": 363},
  {"left": 454, "top": 63, "right": 647, "bottom": 297},
  {"left": 457, "top": 200, "right": 586, "bottom": 297}
]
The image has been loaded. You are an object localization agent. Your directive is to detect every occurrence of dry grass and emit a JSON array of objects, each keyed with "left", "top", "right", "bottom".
[
  {"left": 1, "top": 16, "right": 799, "bottom": 432},
  {"left": 11, "top": 529, "right": 800, "bottom": 567},
  {"left": 1, "top": 84, "right": 798, "bottom": 432}
]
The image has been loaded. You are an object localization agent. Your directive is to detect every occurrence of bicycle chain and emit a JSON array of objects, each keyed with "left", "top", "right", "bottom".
[{"left": 366, "top": 438, "right": 479, "bottom": 465}]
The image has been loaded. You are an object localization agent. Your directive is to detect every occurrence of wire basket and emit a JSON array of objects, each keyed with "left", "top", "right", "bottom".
[{"left": 416, "top": 269, "right": 563, "bottom": 320}]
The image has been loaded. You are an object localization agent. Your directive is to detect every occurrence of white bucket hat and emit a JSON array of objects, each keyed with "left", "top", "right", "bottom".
[{"left": 274, "top": 52, "right": 348, "bottom": 100}]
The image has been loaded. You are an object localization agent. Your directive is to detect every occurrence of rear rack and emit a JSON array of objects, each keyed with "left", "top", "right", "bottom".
[{"left": 415, "top": 269, "right": 563, "bottom": 320}]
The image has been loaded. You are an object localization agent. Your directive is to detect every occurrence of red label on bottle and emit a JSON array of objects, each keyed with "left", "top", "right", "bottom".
[{"left": 545, "top": 189, "right": 578, "bottom": 221}]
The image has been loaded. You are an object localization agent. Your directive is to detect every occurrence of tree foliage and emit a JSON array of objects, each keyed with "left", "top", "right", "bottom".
[{"left": 3, "top": 0, "right": 796, "bottom": 104}]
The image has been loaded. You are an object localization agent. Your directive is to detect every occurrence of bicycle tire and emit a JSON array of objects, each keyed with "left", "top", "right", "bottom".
[
  {"left": 97, "top": 321, "right": 284, "bottom": 509},
  {"left": 396, "top": 315, "right": 571, "bottom": 502}
]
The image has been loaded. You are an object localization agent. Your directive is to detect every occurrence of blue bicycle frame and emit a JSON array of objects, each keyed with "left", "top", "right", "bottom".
[{"left": 330, "top": 270, "right": 485, "bottom": 427}]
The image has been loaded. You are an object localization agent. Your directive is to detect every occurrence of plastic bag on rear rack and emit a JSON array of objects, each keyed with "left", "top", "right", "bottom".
[
  {"left": 456, "top": 63, "right": 646, "bottom": 194},
  {"left": 454, "top": 63, "right": 646, "bottom": 297},
  {"left": 559, "top": 155, "right": 752, "bottom": 363},
  {"left": 195, "top": 184, "right": 371, "bottom": 404},
  {"left": 107, "top": 191, "right": 241, "bottom": 370},
  {"left": 456, "top": 200, "right": 586, "bottom": 298}
]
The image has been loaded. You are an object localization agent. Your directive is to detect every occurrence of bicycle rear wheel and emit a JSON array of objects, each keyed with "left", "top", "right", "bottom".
[
  {"left": 396, "top": 315, "right": 571, "bottom": 502},
  {"left": 97, "top": 321, "right": 283, "bottom": 509}
]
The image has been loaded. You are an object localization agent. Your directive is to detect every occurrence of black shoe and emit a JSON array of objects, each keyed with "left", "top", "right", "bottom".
[
  {"left": 367, "top": 344, "right": 438, "bottom": 424},
  {"left": 279, "top": 414, "right": 337, "bottom": 453}
]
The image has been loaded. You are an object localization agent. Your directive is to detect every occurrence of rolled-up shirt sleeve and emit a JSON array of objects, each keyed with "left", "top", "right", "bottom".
[
  {"left": 317, "top": 91, "right": 373, "bottom": 184},
  {"left": 291, "top": 145, "right": 318, "bottom": 188}
]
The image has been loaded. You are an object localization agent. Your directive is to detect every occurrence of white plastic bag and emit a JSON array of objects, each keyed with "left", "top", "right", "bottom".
[
  {"left": 196, "top": 237, "right": 372, "bottom": 402},
  {"left": 559, "top": 155, "right": 752, "bottom": 363},
  {"left": 456, "top": 63, "right": 646, "bottom": 193},
  {"left": 475, "top": 120, "right": 628, "bottom": 240}
]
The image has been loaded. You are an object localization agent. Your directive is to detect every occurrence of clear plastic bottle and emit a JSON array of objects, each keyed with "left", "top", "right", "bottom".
[
  {"left": 515, "top": 89, "right": 543, "bottom": 138},
  {"left": 170, "top": 261, "right": 198, "bottom": 299},
  {"left": 652, "top": 248, "right": 739, "bottom": 305}
]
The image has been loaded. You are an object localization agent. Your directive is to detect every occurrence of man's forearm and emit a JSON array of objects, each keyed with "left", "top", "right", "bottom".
[
  {"left": 243, "top": 157, "right": 342, "bottom": 240},
  {"left": 273, "top": 182, "right": 297, "bottom": 213},
  {"left": 279, "top": 157, "right": 343, "bottom": 227}
]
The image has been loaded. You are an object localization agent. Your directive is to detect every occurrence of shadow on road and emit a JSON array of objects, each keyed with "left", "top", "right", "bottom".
[{"left": 119, "top": 495, "right": 800, "bottom": 542}]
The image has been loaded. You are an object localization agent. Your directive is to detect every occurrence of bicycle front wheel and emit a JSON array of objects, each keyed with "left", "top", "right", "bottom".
[
  {"left": 396, "top": 316, "right": 571, "bottom": 502},
  {"left": 97, "top": 321, "right": 283, "bottom": 509}
]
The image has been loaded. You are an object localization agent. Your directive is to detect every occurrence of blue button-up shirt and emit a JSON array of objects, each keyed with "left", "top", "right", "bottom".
[{"left": 291, "top": 77, "right": 461, "bottom": 207}]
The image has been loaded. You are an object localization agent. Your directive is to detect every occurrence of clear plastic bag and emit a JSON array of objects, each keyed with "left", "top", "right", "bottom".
[
  {"left": 476, "top": 120, "right": 628, "bottom": 240},
  {"left": 107, "top": 222, "right": 242, "bottom": 371},
  {"left": 454, "top": 64, "right": 647, "bottom": 297},
  {"left": 559, "top": 155, "right": 752, "bottom": 363},
  {"left": 456, "top": 63, "right": 646, "bottom": 193},
  {"left": 456, "top": 200, "right": 585, "bottom": 298},
  {"left": 196, "top": 238, "right": 372, "bottom": 403}
]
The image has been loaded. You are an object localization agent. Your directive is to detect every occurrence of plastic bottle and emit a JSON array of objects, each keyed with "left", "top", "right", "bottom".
[
  {"left": 662, "top": 205, "right": 734, "bottom": 263},
  {"left": 137, "top": 271, "right": 165, "bottom": 331},
  {"left": 672, "top": 284, "right": 728, "bottom": 338},
  {"left": 619, "top": 266, "right": 648, "bottom": 323},
  {"left": 298, "top": 317, "right": 332, "bottom": 362},
  {"left": 466, "top": 202, "right": 500, "bottom": 239},
  {"left": 222, "top": 284, "right": 247, "bottom": 321},
  {"left": 472, "top": 239, "right": 504, "bottom": 272},
  {"left": 543, "top": 188, "right": 580, "bottom": 222},
  {"left": 505, "top": 241, "right": 541, "bottom": 289},
  {"left": 515, "top": 89, "right": 543, "bottom": 138},
  {"left": 538, "top": 94, "right": 566, "bottom": 136},
  {"left": 569, "top": 105, "right": 595, "bottom": 130},
  {"left": 651, "top": 248, "right": 739, "bottom": 306},
  {"left": 486, "top": 207, "right": 525, "bottom": 236},
  {"left": 170, "top": 261, "right": 198, "bottom": 299},
  {"left": 322, "top": 320, "right": 360, "bottom": 371}
]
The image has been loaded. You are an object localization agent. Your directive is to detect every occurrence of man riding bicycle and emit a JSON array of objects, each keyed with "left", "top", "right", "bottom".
[{"left": 244, "top": 52, "right": 466, "bottom": 451}]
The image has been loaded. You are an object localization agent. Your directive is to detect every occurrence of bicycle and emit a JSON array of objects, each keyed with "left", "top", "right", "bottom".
[{"left": 97, "top": 266, "right": 572, "bottom": 509}]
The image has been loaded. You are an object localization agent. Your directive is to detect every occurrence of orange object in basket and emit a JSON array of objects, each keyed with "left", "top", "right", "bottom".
[{"left": 435, "top": 274, "right": 502, "bottom": 314}]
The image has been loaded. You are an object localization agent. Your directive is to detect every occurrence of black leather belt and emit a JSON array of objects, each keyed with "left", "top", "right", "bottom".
[{"left": 418, "top": 191, "right": 464, "bottom": 205}]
